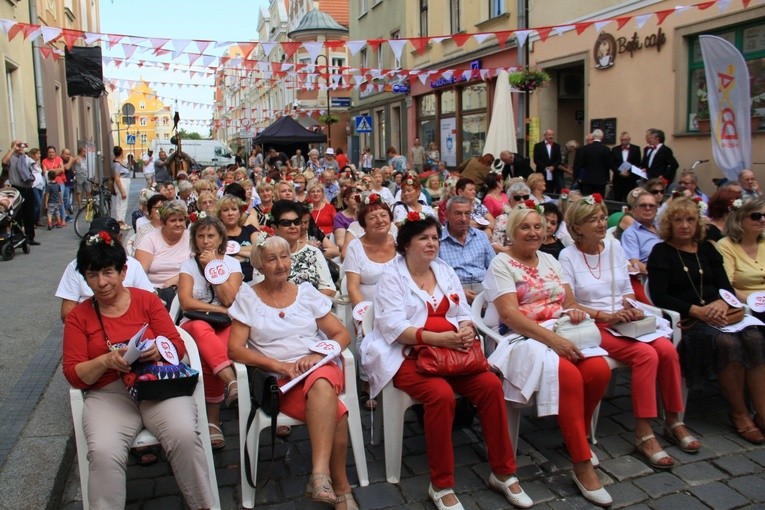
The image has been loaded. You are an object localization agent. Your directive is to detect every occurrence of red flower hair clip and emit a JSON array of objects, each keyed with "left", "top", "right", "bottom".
[{"left": 406, "top": 210, "right": 424, "bottom": 222}]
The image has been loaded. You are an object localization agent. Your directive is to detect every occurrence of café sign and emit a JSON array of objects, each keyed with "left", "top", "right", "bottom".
[{"left": 594, "top": 28, "right": 666, "bottom": 70}]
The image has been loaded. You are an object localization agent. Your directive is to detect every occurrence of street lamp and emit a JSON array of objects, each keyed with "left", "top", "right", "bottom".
[{"left": 314, "top": 54, "right": 331, "bottom": 143}]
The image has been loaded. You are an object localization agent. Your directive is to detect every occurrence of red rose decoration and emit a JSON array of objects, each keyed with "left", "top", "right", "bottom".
[
  {"left": 260, "top": 226, "right": 275, "bottom": 236},
  {"left": 450, "top": 293, "right": 460, "bottom": 306},
  {"left": 407, "top": 211, "right": 422, "bottom": 222},
  {"left": 561, "top": 188, "right": 570, "bottom": 194},
  {"left": 98, "top": 231, "right": 112, "bottom": 245},
  {"left": 262, "top": 206, "right": 271, "bottom": 214},
  {"left": 369, "top": 193, "right": 380, "bottom": 203},
  {"left": 523, "top": 199, "right": 536, "bottom": 210},
  {"left": 692, "top": 196, "right": 702, "bottom": 203},
  {"left": 189, "top": 212, "right": 198, "bottom": 223},
  {"left": 591, "top": 193, "right": 603, "bottom": 204},
  {"left": 122, "top": 372, "right": 137, "bottom": 387},
  {"left": 660, "top": 177, "right": 669, "bottom": 186},
  {"left": 353, "top": 193, "right": 361, "bottom": 203}
]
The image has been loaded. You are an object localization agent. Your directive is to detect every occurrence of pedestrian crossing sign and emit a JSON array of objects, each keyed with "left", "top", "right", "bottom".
[{"left": 355, "top": 115, "right": 372, "bottom": 133}]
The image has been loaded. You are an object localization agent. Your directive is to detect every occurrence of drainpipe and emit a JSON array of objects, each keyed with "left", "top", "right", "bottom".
[{"left": 28, "top": 0, "right": 47, "bottom": 150}]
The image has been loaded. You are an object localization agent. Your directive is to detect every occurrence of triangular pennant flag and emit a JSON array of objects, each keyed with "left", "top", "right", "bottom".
[
  {"left": 418, "top": 73, "right": 429, "bottom": 85},
  {"left": 61, "top": 29, "right": 81, "bottom": 49},
  {"left": 474, "top": 33, "right": 492, "bottom": 45},
  {"left": 479, "top": 69, "right": 491, "bottom": 81},
  {"left": 6, "top": 23, "right": 23, "bottom": 42},
  {"left": 717, "top": 0, "right": 732, "bottom": 12},
  {"left": 743, "top": 0, "right": 751, "bottom": 7},
  {"left": 302, "top": 41, "right": 324, "bottom": 62},
  {"left": 367, "top": 39, "right": 384, "bottom": 54},
  {"left": 83, "top": 32, "right": 100, "bottom": 45},
  {"left": 108, "top": 34, "right": 124, "bottom": 48},
  {"left": 39, "top": 46, "right": 52, "bottom": 59},
  {"left": 634, "top": 14, "right": 651, "bottom": 29},
  {"left": 452, "top": 33, "right": 472, "bottom": 47},
  {"left": 123, "top": 44, "right": 138, "bottom": 60},
  {"left": 442, "top": 70, "right": 454, "bottom": 80},
  {"left": 23, "top": 25, "right": 42, "bottom": 41},
  {"left": 149, "top": 38, "right": 170, "bottom": 50},
  {"left": 674, "top": 5, "right": 692, "bottom": 15},
  {"left": 260, "top": 42, "right": 277, "bottom": 57},
  {"left": 697, "top": 1, "right": 716, "bottom": 10},
  {"left": 575, "top": 21, "right": 593, "bottom": 35},
  {"left": 237, "top": 42, "right": 256, "bottom": 59},
  {"left": 281, "top": 41, "right": 302, "bottom": 59},
  {"left": 410, "top": 37, "right": 428, "bottom": 55},
  {"left": 594, "top": 20, "right": 612, "bottom": 32},
  {"left": 430, "top": 36, "right": 449, "bottom": 45},
  {"left": 195, "top": 40, "right": 212, "bottom": 54},
  {"left": 387, "top": 39, "right": 408, "bottom": 63},
  {"left": 172, "top": 39, "right": 191, "bottom": 54},
  {"left": 40, "top": 26, "right": 62, "bottom": 44},
  {"left": 535, "top": 27, "right": 552, "bottom": 42},
  {"left": 616, "top": 16, "right": 632, "bottom": 30},
  {"left": 553, "top": 25, "right": 575, "bottom": 37},
  {"left": 515, "top": 30, "right": 531, "bottom": 49},
  {"left": 0, "top": 19, "right": 17, "bottom": 35},
  {"left": 495, "top": 31, "right": 514, "bottom": 49},
  {"left": 655, "top": 9, "right": 674, "bottom": 25}
]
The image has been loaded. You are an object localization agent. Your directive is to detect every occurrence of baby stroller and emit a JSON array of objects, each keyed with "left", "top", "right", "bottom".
[{"left": 0, "top": 188, "right": 29, "bottom": 261}]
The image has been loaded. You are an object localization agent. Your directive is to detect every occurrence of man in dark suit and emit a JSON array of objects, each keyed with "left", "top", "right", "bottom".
[
  {"left": 533, "top": 128, "right": 563, "bottom": 192},
  {"left": 574, "top": 129, "right": 612, "bottom": 196},
  {"left": 497, "top": 150, "right": 532, "bottom": 181},
  {"left": 610, "top": 131, "right": 642, "bottom": 202},
  {"left": 642, "top": 128, "right": 679, "bottom": 184}
]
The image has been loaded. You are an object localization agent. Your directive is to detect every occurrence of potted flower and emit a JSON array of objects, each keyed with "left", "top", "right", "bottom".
[
  {"left": 318, "top": 113, "right": 339, "bottom": 126},
  {"left": 695, "top": 102, "right": 710, "bottom": 133},
  {"left": 508, "top": 66, "right": 551, "bottom": 93}
]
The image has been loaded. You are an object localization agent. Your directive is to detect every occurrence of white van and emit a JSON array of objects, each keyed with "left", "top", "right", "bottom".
[{"left": 152, "top": 140, "right": 235, "bottom": 168}]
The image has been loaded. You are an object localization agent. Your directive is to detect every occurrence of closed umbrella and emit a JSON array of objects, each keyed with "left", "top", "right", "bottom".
[{"left": 484, "top": 70, "right": 518, "bottom": 158}]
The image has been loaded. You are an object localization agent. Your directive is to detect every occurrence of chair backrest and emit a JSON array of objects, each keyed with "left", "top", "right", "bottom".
[
  {"left": 361, "top": 302, "right": 375, "bottom": 336},
  {"left": 168, "top": 295, "right": 182, "bottom": 325}
]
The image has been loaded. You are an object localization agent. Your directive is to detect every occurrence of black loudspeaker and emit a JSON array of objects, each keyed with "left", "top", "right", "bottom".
[{"left": 65, "top": 46, "right": 105, "bottom": 98}]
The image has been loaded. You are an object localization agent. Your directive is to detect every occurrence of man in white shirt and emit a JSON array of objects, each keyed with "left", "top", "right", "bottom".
[
  {"left": 142, "top": 149, "right": 155, "bottom": 187},
  {"left": 56, "top": 217, "right": 154, "bottom": 322}
]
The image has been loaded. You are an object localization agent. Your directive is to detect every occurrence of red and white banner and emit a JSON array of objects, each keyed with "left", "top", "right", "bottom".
[{"left": 700, "top": 34, "right": 752, "bottom": 180}]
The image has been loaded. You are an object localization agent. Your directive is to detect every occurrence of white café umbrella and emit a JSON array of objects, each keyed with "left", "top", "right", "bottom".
[{"left": 484, "top": 70, "right": 518, "bottom": 159}]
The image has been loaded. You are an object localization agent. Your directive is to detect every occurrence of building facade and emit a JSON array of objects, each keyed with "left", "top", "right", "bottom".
[{"left": 114, "top": 80, "right": 173, "bottom": 159}]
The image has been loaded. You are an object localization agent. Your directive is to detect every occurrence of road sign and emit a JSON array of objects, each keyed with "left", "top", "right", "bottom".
[
  {"left": 126, "top": 134, "right": 136, "bottom": 145},
  {"left": 330, "top": 97, "right": 352, "bottom": 108},
  {"left": 355, "top": 116, "right": 372, "bottom": 133}
]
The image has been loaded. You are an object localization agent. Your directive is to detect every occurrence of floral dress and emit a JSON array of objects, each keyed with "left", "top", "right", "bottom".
[{"left": 289, "top": 244, "right": 336, "bottom": 293}]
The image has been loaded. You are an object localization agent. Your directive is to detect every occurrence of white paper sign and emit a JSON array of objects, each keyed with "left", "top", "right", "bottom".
[
  {"left": 279, "top": 340, "right": 342, "bottom": 394},
  {"left": 204, "top": 259, "right": 231, "bottom": 285},
  {"left": 155, "top": 335, "right": 180, "bottom": 365},
  {"left": 226, "top": 240, "right": 241, "bottom": 255},
  {"left": 720, "top": 289, "right": 743, "bottom": 308},
  {"left": 352, "top": 301, "right": 372, "bottom": 322},
  {"left": 747, "top": 291, "right": 765, "bottom": 312},
  {"left": 122, "top": 324, "right": 151, "bottom": 365},
  {"left": 630, "top": 165, "right": 648, "bottom": 179}
]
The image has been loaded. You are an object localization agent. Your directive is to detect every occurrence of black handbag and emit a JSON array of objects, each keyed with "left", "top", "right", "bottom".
[
  {"left": 182, "top": 310, "right": 231, "bottom": 329},
  {"left": 244, "top": 366, "right": 280, "bottom": 488}
]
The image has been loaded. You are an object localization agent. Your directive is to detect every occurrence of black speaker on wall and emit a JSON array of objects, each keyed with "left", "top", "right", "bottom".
[{"left": 65, "top": 46, "right": 105, "bottom": 98}]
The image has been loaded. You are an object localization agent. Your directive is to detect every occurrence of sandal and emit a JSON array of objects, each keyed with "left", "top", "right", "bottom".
[
  {"left": 225, "top": 380, "right": 238, "bottom": 408},
  {"left": 129, "top": 446, "right": 159, "bottom": 466},
  {"left": 305, "top": 473, "right": 336, "bottom": 505},
  {"left": 360, "top": 391, "right": 377, "bottom": 411},
  {"left": 635, "top": 433, "right": 674, "bottom": 469},
  {"left": 754, "top": 414, "right": 765, "bottom": 434},
  {"left": 335, "top": 492, "right": 359, "bottom": 510},
  {"left": 209, "top": 423, "right": 226, "bottom": 450},
  {"left": 729, "top": 413, "right": 765, "bottom": 445},
  {"left": 663, "top": 421, "right": 701, "bottom": 453}
]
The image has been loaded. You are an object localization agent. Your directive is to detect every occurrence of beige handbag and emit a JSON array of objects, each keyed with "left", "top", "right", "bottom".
[{"left": 553, "top": 315, "right": 602, "bottom": 350}]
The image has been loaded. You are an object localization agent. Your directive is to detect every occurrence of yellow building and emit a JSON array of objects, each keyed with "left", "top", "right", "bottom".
[
  {"left": 0, "top": 2, "right": 36, "bottom": 151},
  {"left": 115, "top": 81, "right": 173, "bottom": 158}
]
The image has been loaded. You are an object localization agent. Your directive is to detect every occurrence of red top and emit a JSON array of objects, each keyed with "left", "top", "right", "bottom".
[
  {"left": 41, "top": 156, "right": 65, "bottom": 184},
  {"left": 424, "top": 296, "right": 456, "bottom": 333},
  {"left": 312, "top": 202, "right": 337, "bottom": 235},
  {"left": 63, "top": 288, "right": 185, "bottom": 390},
  {"left": 336, "top": 153, "right": 349, "bottom": 169}
]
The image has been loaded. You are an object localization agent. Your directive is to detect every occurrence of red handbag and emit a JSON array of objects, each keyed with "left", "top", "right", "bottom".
[{"left": 414, "top": 339, "right": 489, "bottom": 376}]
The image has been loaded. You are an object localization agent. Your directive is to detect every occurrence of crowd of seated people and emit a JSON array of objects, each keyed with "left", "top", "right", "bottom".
[{"left": 61, "top": 144, "right": 765, "bottom": 508}]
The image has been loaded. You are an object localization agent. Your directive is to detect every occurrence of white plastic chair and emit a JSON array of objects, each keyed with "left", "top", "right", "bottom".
[
  {"left": 235, "top": 349, "right": 369, "bottom": 509},
  {"left": 167, "top": 294, "right": 182, "bottom": 325},
  {"left": 69, "top": 326, "right": 220, "bottom": 510}
]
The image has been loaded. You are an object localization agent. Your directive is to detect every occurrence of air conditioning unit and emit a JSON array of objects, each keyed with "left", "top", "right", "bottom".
[{"left": 558, "top": 73, "right": 584, "bottom": 99}]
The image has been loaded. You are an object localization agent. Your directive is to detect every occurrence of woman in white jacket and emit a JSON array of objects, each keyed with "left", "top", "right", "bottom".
[{"left": 361, "top": 214, "right": 531, "bottom": 510}]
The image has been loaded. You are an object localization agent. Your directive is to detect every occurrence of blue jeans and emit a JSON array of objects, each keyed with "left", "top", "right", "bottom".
[
  {"left": 63, "top": 185, "right": 73, "bottom": 212},
  {"left": 32, "top": 188, "right": 43, "bottom": 223}
]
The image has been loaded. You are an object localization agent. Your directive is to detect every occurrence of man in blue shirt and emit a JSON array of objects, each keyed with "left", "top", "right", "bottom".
[
  {"left": 621, "top": 191, "right": 661, "bottom": 273},
  {"left": 438, "top": 196, "right": 495, "bottom": 304}
]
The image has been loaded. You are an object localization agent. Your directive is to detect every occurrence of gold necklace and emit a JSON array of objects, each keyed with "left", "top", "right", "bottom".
[{"left": 676, "top": 247, "right": 705, "bottom": 305}]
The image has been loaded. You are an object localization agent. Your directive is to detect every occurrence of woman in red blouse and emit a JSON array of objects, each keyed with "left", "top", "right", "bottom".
[{"left": 308, "top": 179, "right": 337, "bottom": 236}]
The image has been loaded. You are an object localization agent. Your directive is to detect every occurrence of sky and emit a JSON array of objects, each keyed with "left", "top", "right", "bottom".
[{"left": 99, "top": 0, "right": 270, "bottom": 134}]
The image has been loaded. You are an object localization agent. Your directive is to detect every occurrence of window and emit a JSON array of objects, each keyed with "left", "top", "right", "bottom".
[
  {"left": 390, "top": 31, "right": 400, "bottom": 68},
  {"left": 417, "top": 94, "right": 437, "bottom": 148},
  {"left": 441, "top": 90, "right": 456, "bottom": 115},
  {"left": 420, "top": 0, "right": 428, "bottom": 37},
  {"left": 331, "top": 57, "right": 345, "bottom": 85},
  {"left": 163, "top": 116, "right": 169, "bottom": 125},
  {"left": 139, "top": 101, "right": 145, "bottom": 110},
  {"left": 376, "top": 45, "right": 384, "bottom": 70},
  {"left": 360, "top": 49, "right": 368, "bottom": 68},
  {"left": 139, "top": 117, "right": 147, "bottom": 126},
  {"left": 450, "top": 0, "right": 461, "bottom": 34},
  {"left": 359, "top": 0, "right": 367, "bottom": 15},
  {"left": 489, "top": 0, "right": 504, "bottom": 18},
  {"left": 687, "top": 21, "right": 765, "bottom": 131},
  {"left": 140, "top": 133, "right": 148, "bottom": 145}
]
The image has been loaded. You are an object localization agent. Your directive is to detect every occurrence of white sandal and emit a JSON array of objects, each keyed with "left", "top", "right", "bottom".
[
  {"left": 208, "top": 423, "right": 225, "bottom": 450},
  {"left": 428, "top": 483, "right": 465, "bottom": 510}
]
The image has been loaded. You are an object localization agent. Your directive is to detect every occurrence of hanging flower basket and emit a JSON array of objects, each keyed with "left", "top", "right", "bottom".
[
  {"left": 508, "top": 66, "right": 551, "bottom": 92},
  {"left": 318, "top": 114, "right": 339, "bottom": 126}
]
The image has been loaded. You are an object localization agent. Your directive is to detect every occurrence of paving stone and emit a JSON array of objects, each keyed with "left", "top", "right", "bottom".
[
  {"left": 747, "top": 448, "right": 765, "bottom": 468},
  {"left": 516, "top": 479, "right": 556, "bottom": 503},
  {"left": 597, "top": 434, "right": 637, "bottom": 457},
  {"left": 397, "top": 473, "right": 430, "bottom": 503},
  {"left": 353, "top": 481, "right": 403, "bottom": 509},
  {"left": 727, "top": 474, "right": 765, "bottom": 501},
  {"left": 672, "top": 461, "right": 727, "bottom": 486},
  {"left": 607, "top": 480, "right": 649, "bottom": 509},
  {"left": 544, "top": 473, "right": 580, "bottom": 498},
  {"left": 689, "top": 481, "right": 749, "bottom": 510},
  {"left": 600, "top": 456, "right": 654, "bottom": 482},
  {"left": 548, "top": 495, "right": 606, "bottom": 509},
  {"left": 648, "top": 492, "right": 709, "bottom": 510},
  {"left": 631, "top": 472, "right": 686, "bottom": 497},
  {"left": 524, "top": 429, "right": 566, "bottom": 451},
  {"left": 125, "top": 477, "right": 154, "bottom": 501},
  {"left": 218, "top": 485, "right": 238, "bottom": 510},
  {"left": 697, "top": 433, "right": 746, "bottom": 456},
  {"left": 619, "top": 505, "right": 651, "bottom": 510},
  {"left": 153, "top": 475, "right": 180, "bottom": 496},
  {"left": 143, "top": 495, "right": 184, "bottom": 510},
  {"left": 713, "top": 453, "right": 762, "bottom": 476}
]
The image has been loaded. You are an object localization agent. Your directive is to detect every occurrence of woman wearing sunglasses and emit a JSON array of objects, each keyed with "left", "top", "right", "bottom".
[
  {"left": 717, "top": 197, "right": 765, "bottom": 306},
  {"left": 491, "top": 181, "right": 532, "bottom": 252},
  {"left": 270, "top": 200, "right": 336, "bottom": 298}
]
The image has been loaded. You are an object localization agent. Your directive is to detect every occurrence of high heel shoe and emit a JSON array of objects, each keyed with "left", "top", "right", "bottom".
[{"left": 572, "top": 471, "right": 612, "bottom": 507}]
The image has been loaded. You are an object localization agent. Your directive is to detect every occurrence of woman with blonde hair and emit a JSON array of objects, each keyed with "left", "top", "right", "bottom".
[
  {"left": 196, "top": 191, "right": 217, "bottom": 214},
  {"left": 307, "top": 180, "right": 337, "bottom": 235},
  {"left": 717, "top": 196, "right": 765, "bottom": 301},
  {"left": 527, "top": 172, "right": 552, "bottom": 205}
]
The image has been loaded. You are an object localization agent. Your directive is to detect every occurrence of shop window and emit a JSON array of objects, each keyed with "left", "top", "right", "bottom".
[
  {"left": 489, "top": 0, "right": 505, "bottom": 18},
  {"left": 462, "top": 113, "right": 487, "bottom": 159},
  {"left": 461, "top": 83, "right": 487, "bottom": 111},
  {"left": 441, "top": 89, "right": 456, "bottom": 115},
  {"left": 687, "top": 21, "right": 765, "bottom": 131},
  {"left": 418, "top": 94, "right": 436, "bottom": 117},
  {"left": 418, "top": 94, "right": 437, "bottom": 151}
]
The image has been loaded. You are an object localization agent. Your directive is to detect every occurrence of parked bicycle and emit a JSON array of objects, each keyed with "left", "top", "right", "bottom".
[{"left": 73, "top": 179, "right": 113, "bottom": 239}]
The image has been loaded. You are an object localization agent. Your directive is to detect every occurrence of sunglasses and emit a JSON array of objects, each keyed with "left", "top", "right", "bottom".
[
  {"left": 512, "top": 194, "right": 531, "bottom": 201},
  {"left": 277, "top": 218, "right": 301, "bottom": 227},
  {"left": 649, "top": 189, "right": 664, "bottom": 195},
  {"left": 749, "top": 212, "right": 765, "bottom": 221}
]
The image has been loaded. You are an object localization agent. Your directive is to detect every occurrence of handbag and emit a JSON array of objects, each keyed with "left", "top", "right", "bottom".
[
  {"left": 553, "top": 315, "right": 602, "bottom": 350},
  {"left": 244, "top": 366, "right": 280, "bottom": 488},
  {"left": 182, "top": 310, "right": 231, "bottom": 329},
  {"left": 92, "top": 298, "right": 198, "bottom": 401},
  {"left": 414, "top": 339, "right": 489, "bottom": 376},
  {"left": 608, "top": 240, "right": 658, "bottom": 339},
  {"left": 726, "top": 306, "right": 745, "bottom": 325}
]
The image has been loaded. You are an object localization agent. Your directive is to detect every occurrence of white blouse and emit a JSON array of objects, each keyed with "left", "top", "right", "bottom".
[
  {"left": 342, "top": 238, "right": 397, "bottom": 303},
  {"left": 179, "top": 255, "right": 242, "bottom": 304},
  {"left": 558, "top": 240, "right": 632, "bottom": 312}
]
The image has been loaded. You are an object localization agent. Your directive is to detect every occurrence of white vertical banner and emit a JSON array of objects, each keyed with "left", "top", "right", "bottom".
[
  {"left": 440, "top": 117, "right": 457, "bottom": 167},
  {"left": 700, "top": 35, "right": 752, "bottom": 181}
]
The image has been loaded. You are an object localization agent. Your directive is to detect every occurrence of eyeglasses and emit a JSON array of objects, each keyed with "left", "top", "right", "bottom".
[
  {"left": 637, "top": 203, "right": 658, "bottom": 210},
  {"left": 749, "top": 212, "right": 765, "bottom": 221},
  {"left": 277, "top": 218, "right": 301, "bottom": 227},
  {"left": 512, "top": 194, "right": 531, "bottom": 201},
  {"left": 586, "top": 215, "right": 608, "bottom": 224},
  {"left": 649, "top": 189, "right": 664, "bottom": 195}
]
